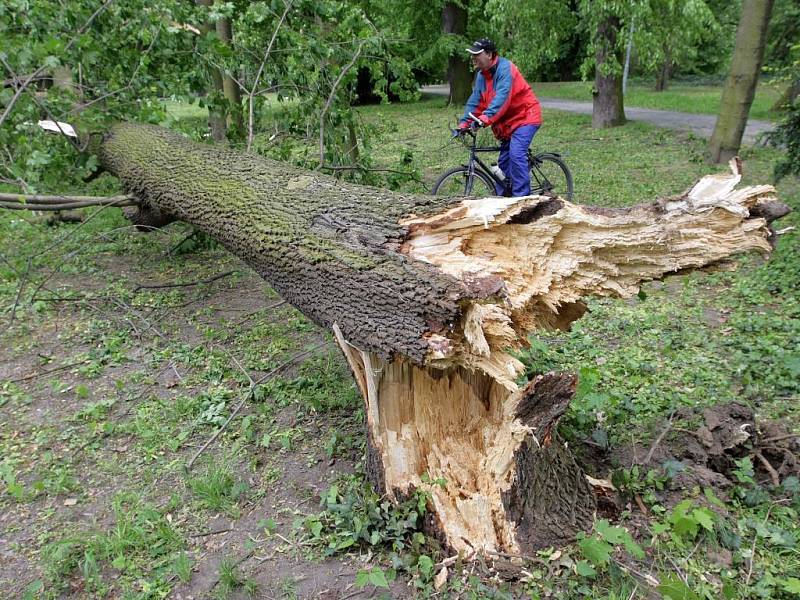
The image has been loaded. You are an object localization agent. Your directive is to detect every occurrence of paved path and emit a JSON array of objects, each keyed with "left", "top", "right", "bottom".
[{"left": 421, "top": 84, "right": 774, "bottom": 144}]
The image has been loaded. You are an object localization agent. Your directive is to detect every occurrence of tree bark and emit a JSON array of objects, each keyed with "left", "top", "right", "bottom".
[
  {"left": 99, "top": 122, "right": 787, "bottom": 556},
  {"left": 655, "top": 45, "right": 672, "bottom": 92},
  {"left": 771, "top": 79, "right": 800, "bottom": 112},
  {"left": 592, "top": 15, "right": 626, "bottom": 128},
  {"left": 442, "top": 2, "right": 472, "bottom": 106},
  {"left": 197, "top": 0, "right": 227, "bottom": 142},
  {"left": 707, "top": 0, "right": 775, "bottom": 163},
  {"left": 215, "top": 15, "right": 245, "bottom": 136}
]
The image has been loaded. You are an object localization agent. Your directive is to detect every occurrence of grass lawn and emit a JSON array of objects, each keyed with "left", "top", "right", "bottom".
[
  {"left": 532, "top": 79, "right": 785, "bottom": 121},
  {"left": 2, "top": 96, "right": 799, "bottom": 599}
]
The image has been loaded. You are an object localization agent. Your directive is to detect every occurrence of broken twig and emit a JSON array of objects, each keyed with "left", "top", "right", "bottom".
[{"left": 134, "top": 270, "right": 237, "bottom": 292}]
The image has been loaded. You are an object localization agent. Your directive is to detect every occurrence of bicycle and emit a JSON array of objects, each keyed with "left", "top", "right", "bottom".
[{"left": 431, "top": 115, "right": 574, "bottom": 200}]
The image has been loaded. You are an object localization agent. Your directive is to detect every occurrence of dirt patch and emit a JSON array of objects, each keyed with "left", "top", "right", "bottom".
[{"left": 581, "top": 402, "right": 800, "bottom": 511}]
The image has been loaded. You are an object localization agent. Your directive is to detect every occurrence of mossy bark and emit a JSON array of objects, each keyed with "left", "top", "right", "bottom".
[{"left": 100, "top": 123, "right": 473, "bottom": 362}]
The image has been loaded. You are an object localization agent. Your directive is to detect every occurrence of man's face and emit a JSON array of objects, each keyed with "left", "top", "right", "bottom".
[{"left": 471, "top": 51, "right": 493, "bottom": 71}]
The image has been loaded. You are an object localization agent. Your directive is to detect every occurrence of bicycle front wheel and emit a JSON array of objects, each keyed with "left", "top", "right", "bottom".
[
  {"left": 529, "top": 154, "right": 574, "bottom": 201},
  {"left": 431, "top": 167, "right": 496, "bottom": 197}
]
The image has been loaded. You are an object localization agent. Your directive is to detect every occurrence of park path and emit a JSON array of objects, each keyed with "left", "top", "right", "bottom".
[{"left": 421, "top": 84, "right": 774, "bottom": 144}]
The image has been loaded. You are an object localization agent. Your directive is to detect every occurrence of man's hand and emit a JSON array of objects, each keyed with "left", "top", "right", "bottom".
[{"left": 467, "top": 111, "right": 489, "bottom": 128}]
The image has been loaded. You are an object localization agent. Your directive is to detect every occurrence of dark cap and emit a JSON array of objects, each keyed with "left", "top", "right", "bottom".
[{"left": 466, "top": 38, "right": 496, "bottom": 54}]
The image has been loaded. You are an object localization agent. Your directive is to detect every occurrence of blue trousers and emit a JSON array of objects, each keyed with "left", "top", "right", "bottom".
[{"left": 495, "top": 124, "right": 540, "bottom": 197}]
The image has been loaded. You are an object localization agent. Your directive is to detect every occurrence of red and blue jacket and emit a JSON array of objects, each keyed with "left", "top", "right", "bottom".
[{"left": 459, "top": 56, "right": 541, "bottom": 141}]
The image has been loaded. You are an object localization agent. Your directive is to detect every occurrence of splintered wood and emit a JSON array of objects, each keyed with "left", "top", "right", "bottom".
[
  {"left": 403, "top": 159, "right": 777, "bottom": 386},
  {"left": 333, "top": 160, "right": 785, "bottom": 556}
]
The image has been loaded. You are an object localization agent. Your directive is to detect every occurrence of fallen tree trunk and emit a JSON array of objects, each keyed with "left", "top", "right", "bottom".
[{"left": 99, "top": 123, "right": 788, "bottom": 556}]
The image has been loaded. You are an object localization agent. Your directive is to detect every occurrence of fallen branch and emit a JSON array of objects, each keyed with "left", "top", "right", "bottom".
[
  {"left": 246, "top": 0, "right": 293, "bottom": 151},
  {"left": 642, "top": 412, "right": 675, "bottom": 466},
  {"left": 133, "top": 270, "right": 237, "bottom": 292},
  {"left": 0, "top": 192, "right": 135, "bottom": 204},
  {"left": 753, "top": 450, "right": 781, "bottom": 486},
  {"left": 10, "top": 359, "right": 89, "bottom": 383},
  {"left": 0, "top": 197, "right": 137, "bottom": 211},
  {"left": 761, "top": 432, "right": 800, "bottom": 445},
  {"left": 317, "top": 40, "right": 365, "bottom": 168},
  {"left": 99, "top": 124, "right": 789, "bottom": 554}
]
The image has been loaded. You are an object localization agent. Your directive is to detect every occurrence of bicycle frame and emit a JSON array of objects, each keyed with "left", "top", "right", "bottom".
[
  {"left": 458, "top": 129, "right": 565, "bottom": 193},
  {"left": 459, "top": 130, "right": 505, "bottom": 192}
]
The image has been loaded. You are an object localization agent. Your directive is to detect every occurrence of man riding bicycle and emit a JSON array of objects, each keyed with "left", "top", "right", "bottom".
[{"left": 458, "top": 38, "right": 542, "bottom": 197}]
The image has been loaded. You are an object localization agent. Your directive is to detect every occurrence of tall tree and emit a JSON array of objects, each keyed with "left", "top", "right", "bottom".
[
  {"left": 592, "top": 12, "right": 626, "bottom": 128},
  {"left": 765, "top": 0, "right": 800, "bottom": 110},
  {"left": 215, "top": 13, "right": 244, "bottom": 136},
  {"left": 707, "top": 0, "right": 775, "bottom": 163},
  {"left": 442, "top": 1, "right": 472, "bottom": 105},
  {"left": 196, "top": 0, "right": 228, "bottom": 142},
  {"left": 484, "top": 0, "right": 583, "bottom": 82},
  {"left": 635, "top": 0, "right": 717, "bottom": 92}
]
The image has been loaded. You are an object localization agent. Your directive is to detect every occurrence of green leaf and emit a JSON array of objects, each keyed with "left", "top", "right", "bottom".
[
  {"left": 368, "top": 568, "right": 389, "bottom": 588},
  {"left": 575, "top": 560, "right": 597, "bottom": 578},
  {"left": 355, "top": 570, "right": 370, "bottom": 587},
  {"left": 703, "top": 487, "right": 727, "bottom": 508},
  {"left": 652, "top": 521, "right": 670, "bottom": 535},
  {"left": 658, "top": 573, "right": 700, "bottom": 600},
  {"left": 262, "top": 518, "right": 277, "bottom": 533},
  {"left": 336, "top": 537, "right": 355, "bottom": 550},
  {"left": 417, "top": 554, "right": 434, "bottom": 578},
  {"left": 780, "top": 577, "right": 800, "bottom": 594},
  {"left": 308, "top": 519, "right": 322, "bottom": 538},
  {"left": 595, "top": 519, "right": 625, "bottom": 543},
  {"left": 326, "top": 484, "right": 338, "bottom": 505},
  {"left": 691, "top": 508, "right": 715, "bottom": 531},
  {"left": 578, "top": 536, "right": 612, "bottom": 566}
]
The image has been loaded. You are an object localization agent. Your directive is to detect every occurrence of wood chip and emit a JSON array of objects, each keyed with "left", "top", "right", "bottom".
[{"left": 434, "top": 566, "right": 448, "bottom": 590}]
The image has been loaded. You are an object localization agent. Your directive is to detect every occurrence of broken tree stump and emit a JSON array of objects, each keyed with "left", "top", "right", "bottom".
[{"left": 98, "top": 123, "right": 788, "bottom": 556}]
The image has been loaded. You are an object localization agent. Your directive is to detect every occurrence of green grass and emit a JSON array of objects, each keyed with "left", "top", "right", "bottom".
[
  {"left": 532, "top": 79, "right": 784, "bottom": 120},
  {"left": 41, "top": 493, "right": 188, "bottom": 597}
]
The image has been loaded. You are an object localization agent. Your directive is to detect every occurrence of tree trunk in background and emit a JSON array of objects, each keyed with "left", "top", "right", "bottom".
[
  {"left": 100, "top": 123, "right": 787, "bottom": 556},
  {"left": 771, "top": 79, "right": 800, "bottom": 111},
  {"left": 442, "top": 2, "right": 472, "bottom": 106},
  {"left": 655, "top": 46, "right": 672, "bottom": 92},
  {"left": 707, "top": 0, "right": 775, "bottom": 163},
  {"left": 592, "top": 15, "right": 626, "bottom": 128},
  {"left": 197, "top": 0, "right": 227, "bottom": 142},
  {"left": 215, "top": 15, "right": 245, "bottom": 136}
]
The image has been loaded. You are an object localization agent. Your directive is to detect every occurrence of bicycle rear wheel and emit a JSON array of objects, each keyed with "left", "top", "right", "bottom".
[
  {"left": 431, "top": 167, "right": 496, "bottom": 197},
  {"left": 529, "top": 154, "right": 573, "bottom": 200}
]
